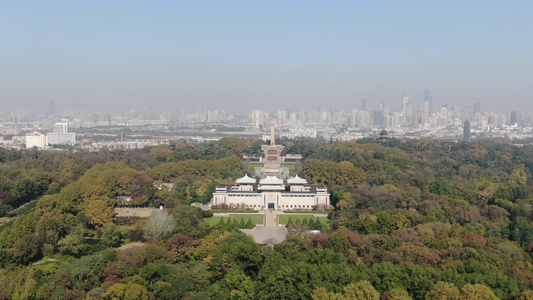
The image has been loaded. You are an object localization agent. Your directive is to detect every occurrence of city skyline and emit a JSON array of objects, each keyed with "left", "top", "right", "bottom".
[
  {"left": 0, "top": 90, "right": 520, "bottom": 116},
  {"left": 1, "top": 1, "right": 533, "bottom": 112}
]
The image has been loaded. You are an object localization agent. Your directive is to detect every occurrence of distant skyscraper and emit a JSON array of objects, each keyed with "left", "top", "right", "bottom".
[
  {"left": 440, "top": 107, "right": 448, "bottom": 126},
  {"left": 49, "top": 101, "right": 55, "bottom": 115},
  {"left": 402, "top": 96, "right": 413, "bottom": 126},
  {"left": 104, "top": 114, "right": 112, "bottom": 126},
  {"left": 360, "top": 99, "right": 367, "bottom": 111},
  {"left": 510, "top": 111, "right": 518, "bottom": 125},
  {"left": 473, "top": 102, "right": 481, "bottom": 115},
  {"left": 463, "top": 120, "right": 471, "bottom": 141},
  {"left": 277, "top": 110, "right": 287, "bottom": 121},
  {"left": 412, "top": 111, "right": 421, "bottom": 127},
  {"left": 422, "top": 91, "right": 431, "bottom": 125},
  {"left": 378, "top": 101, "right": 384, "bottom": 112},
  {"left": 423, "top": 90, "right": 433, "bottom": 114},
  {"left": 372, "top": 111, "right": 383, "bottom": 127}
]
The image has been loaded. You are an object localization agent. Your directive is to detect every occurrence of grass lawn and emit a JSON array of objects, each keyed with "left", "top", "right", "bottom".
[
  {"left": 281, "top": 163, "right": 295, "bottom": 170},
  {"left": 206, "top": 214, "right": 264, "bottom": 226},
  {"left": 278, "top": 214, "right": 330, "bottom": 229}
]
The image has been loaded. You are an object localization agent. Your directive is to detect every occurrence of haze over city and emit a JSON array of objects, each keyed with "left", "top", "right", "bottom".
[{"left": 2, "top": 1, "right": 533, "bottom": 113}]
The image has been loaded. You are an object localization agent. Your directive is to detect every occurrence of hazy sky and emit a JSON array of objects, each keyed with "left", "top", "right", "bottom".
[{"left": 1, "top": 1, "right": 532, "bottom": 113}]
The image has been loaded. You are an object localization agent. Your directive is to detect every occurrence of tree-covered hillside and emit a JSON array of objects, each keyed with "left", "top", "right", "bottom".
[{"left": 0, "top": 138, "right": 532, "bottom": 299}]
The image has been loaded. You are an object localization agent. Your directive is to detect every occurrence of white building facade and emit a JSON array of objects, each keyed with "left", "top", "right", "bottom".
[
  {"left": 48, "top": 122, "right": 76, "bottom": 145},
  {"left": 48, "top": 132, "right": 76, "bottom": 145},
  {"left": 25, "top": 133, "right": 48, "bottom": 149},
  {"left": 211, "top": 175, "right": 331, "bottom": 210}
]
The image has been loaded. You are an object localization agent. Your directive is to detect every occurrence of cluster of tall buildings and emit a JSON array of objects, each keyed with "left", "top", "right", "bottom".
[
  {"left": 246, "top": 91, "right": 530, "bottom": 131},
  {"left": 10, "top": 93, "right": 529, "bottom": 132}
]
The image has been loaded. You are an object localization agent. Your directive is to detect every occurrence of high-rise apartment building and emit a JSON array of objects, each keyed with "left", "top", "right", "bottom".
[
  {"left": 252, "top": 110, "right": 265, "bottom": 129},
  {"left": 53, "top": 122, "right": 68, "bottom": 133},
  {"left": 422, "top": 90, "right": 432, "bottom": 125},
  {"left": 402, "top": 96, "right": 412, "bottom": 126},
  {"left": 277, "top": 110, "right": 287, "bottom": 121},
  {"left": 372, "top": 111, "right": 383, "bottom": 127},
  {"left": 403, "top": 96, "right": 409, "bottom": 115},
  {"left": 48, "top": 122, "right": 76, "bottom": 145},
  {"left": 422, "top": 101, "right": 430, "bottom": 125}
]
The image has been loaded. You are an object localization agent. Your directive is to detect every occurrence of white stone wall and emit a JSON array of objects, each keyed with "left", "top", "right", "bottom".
[
  {"left": 212, "top": 191, "right": 330, "bottom": 210},
  {"left": 279, "top": 194, "right": 317, "bottom": 209},
  {"left": 213, "top": 193, "right": 263, "bottom": 208}
]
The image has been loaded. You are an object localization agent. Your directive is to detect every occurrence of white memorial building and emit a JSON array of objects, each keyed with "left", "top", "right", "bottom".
[{"left": 211, "top": 174, "right": 331, "bottom": 210}]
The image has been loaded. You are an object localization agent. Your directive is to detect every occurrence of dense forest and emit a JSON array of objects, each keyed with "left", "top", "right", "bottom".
[{"left": 0, "top": 137, "right": 533, "bottom": 299}]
